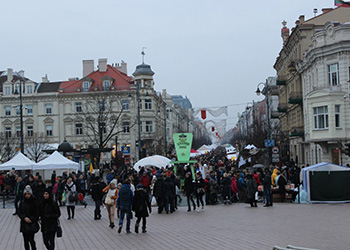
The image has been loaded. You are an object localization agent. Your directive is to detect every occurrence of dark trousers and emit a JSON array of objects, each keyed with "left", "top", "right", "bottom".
[
  {"left": 186, "top": 194, "right": 196, "bottom": 211},
  {"left": 136, "top": 217, "right": 147, "bottom": 229},
  {"left": 67, "top": 206, "right": 75, "bottom": 218},
  {"left": 155, "top": 196, "right": 164, "bottom": 213},
  {"left": 119, "top": 207, "right": 131, "bottom": 231},
  {"left": 43, "top": 231, "right": 55, "bottom": 250},
  {"left": 195, "top": 193, "right": 204, "bottom": 208},
  {"left": 250, "top": 198, "right": 257, "bottom": 207},
  {"left": 264, "top": 188, "right": 273, "bottom": 206},
  {"left": 165, "top": 195, "right": 174, "bottom": 213},
  {"left": 205, "top": 191, "right": 210, "bottom": 205},
  {"left": 23, "top": 232, "right": 36, "bottom": 250},
  {"left": 14, "top": 196, "right": 21, "bottom": 213},
  {"left": 94, "top": 200, "right": 102, "bottom": 219}
]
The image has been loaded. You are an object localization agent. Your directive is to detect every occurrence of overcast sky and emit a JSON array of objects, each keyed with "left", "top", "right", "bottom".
[{"left": 1, "top": 0, "right": 334, "bottom": 129}]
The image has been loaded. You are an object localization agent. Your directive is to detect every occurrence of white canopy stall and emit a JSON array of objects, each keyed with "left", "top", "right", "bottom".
[
  {"left": 34, "top": 151, "right": 79, "bottom": 180},
  {"left": 0, "top": 152, "right": 36, "bottom": 171}
]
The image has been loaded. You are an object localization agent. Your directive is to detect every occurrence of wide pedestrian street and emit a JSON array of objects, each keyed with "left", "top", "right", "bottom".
[{"left": 0, "top": 201, "right": 349, "bottom": 250}]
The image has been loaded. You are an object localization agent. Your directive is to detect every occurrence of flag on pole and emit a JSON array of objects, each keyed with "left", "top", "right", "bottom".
[
  {"left": 335, "top": 0, "right": 350, "bottom": 7},
  {"left": 89, "top": 162, "right": 93, "bottom": 173}
]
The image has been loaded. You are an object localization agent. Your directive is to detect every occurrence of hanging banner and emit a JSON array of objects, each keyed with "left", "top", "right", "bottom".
[
  {"left": 201, "top": 109, "right": 207, "bottom": 120},
  {"left": 173, "top": 133, "right": 193, "bottom": 162}
]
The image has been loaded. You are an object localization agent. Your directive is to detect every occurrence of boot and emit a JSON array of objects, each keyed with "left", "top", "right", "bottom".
[
  {"left": 110, "top": 223, "right": 115, "bottom": 229},
  {"left": 135, "top": 223, "right": 139, "bottom": 233},
  {"left": 142, "top": 227, "right": 147, "bottom": 233}
]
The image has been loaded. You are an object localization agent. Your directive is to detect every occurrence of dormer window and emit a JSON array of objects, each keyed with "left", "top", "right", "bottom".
[
  {"left": 4, "top": 86, "right": 10, "bottom": 95},
  {"left": 83, "top": 81, "right": 89, "bottom": 92},
  {"left": 103, "top": 80, "right": 110, "bottom": 91},
  {"left": 27, "top": 85, "right": 33, "bottom": 94}
]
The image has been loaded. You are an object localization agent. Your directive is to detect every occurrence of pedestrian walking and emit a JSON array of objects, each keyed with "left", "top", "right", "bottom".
[
  {"left": 117, "top": 179, "right": 133, "bottom": 234},
  {"left": 263, "top": 168, "right": 273, "bottom": 207},
  {"left": 64, "top": 178, "right": 77, "bottom": 220},
  {"left": 153, "top": 174, "right": 165, "bottom": 214},
  {"left": 18, "top": 185, "right": 39, "bottom": 250},
  {"left": 102, "top": 179, "right": 118, "bottom": 228},
  {"left": 13, "top": 176, "right": 25, "bottom": 216},
  {"left": 194, "top": 171, "right": 205, "bottom": 210},
  {"left": 246, "top": 173, "right": 258, "bottom": 207},
  {"left": 184, "top": 172, "right": 196, "bottom": 212},
  {"left": 163, "top": 177, "right": 175, "bottom": 214},
  {"left": 132, "top": 184, "right": 152, "bottom": 233},
  {"left": 91, "top": 176, "right": 104, "bottom": 220},
  {"left": 38, "top": 188, "right": 61, "bottom": 250}
]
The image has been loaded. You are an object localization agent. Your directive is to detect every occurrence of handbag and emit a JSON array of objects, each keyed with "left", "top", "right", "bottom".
[
  {"left": 68, "top": 192, "right": 78, "bottom": 202},
  {"left": 197, "top": 188, "right": 205, "bottom": 194},
  {"left": 56, "top": 219, "right": 62, "bottom": 238},
  {"left": 24, "top": 221, "right": 40, "bottom": 233},
  {"left": 62, "top": 192, "right": 67, "bottom": 203}
]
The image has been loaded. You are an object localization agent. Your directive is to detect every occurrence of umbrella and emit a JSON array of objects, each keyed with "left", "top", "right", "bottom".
[
  {"left": 133, "top": 155, "right": 172, "bottom": 171},
  {"left": 252, "top": 164, "right": 265, "bottom": 168}
]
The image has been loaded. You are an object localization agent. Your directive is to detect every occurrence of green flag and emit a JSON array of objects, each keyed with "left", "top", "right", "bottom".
[{"left": 173, "top": 133, "right": 193, "bottom": 162}]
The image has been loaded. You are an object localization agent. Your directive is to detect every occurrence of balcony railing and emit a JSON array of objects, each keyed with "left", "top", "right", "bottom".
[
  {"left": 289, "top": 126, "right": 304, "bottom": 137},
  {"left": 288, "top": 91, "right": 303, "bottom": 104},
  {"left": 277, "top": 103, "right": 288, "bottom": 112}
]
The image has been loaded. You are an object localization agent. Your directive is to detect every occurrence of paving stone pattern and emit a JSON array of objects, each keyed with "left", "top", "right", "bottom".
[{"left": 0, "top": 202, "right": 349, "bottom": 250}]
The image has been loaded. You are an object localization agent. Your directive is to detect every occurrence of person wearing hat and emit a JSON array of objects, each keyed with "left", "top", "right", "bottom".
[
  {"left": 132, "top": 184, "right": 152, "bottom": 233},
  {"left": 18, "top": 185, "right": 39, "bottom": 250},
  {"left": 38, "top": 187, "right": 61, "bottom": 250},
  {"left": 102, "top": 179, "right": 119, "bottom": 228}
]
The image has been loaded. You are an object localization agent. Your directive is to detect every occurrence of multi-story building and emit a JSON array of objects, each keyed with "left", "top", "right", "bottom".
[
  {"left": 274, "top": 7, "right": 350, "bottom": 167},
  {"left": 0, "top": 59, "right": 193, "bottom": 164},
  {"left": 297, "top": 21, "right": 350, "bottom": 165}
]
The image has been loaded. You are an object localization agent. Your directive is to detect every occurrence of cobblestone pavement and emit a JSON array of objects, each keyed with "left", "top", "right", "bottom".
[{"left": 1, "top": 200, "right": 349, "bottom": 250}]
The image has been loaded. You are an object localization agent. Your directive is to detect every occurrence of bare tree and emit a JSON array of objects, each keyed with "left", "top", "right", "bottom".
[
  {"left": 24, "top": 132, "right": 52, "bottom": 162},
  {"left": 0, "top": 133, "right": 20, "bottom": 162}
]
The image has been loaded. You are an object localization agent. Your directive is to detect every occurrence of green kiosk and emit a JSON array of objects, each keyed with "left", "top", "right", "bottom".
[{"left": 171, "top": 133, "right": 197, "bottom": 180}]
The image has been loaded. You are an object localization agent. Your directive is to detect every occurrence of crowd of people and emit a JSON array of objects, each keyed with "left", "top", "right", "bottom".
[{"left": 0, "top": 145, "right": 306, "bottom": 250}]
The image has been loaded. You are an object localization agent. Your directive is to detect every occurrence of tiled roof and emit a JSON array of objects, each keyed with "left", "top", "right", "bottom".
[
  {"left": 37, "top": 82, "right": 62, "bottom": 93},
  {"left": 59, "top": 65, "right": 133, "bottom": 93}
]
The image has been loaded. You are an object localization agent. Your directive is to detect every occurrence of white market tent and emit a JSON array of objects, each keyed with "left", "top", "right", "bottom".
[
  {"left": 302, "top": 162, "right": 350, "bottom": 203},
  {"left": 34, "top": 151, "right": 79, "bottom": 179},
  {"left": 133, "top": 155, "right": 172, "bottom": 172},
  {"left": 0, "top": 152, "right": 37, "bottom": 171}
]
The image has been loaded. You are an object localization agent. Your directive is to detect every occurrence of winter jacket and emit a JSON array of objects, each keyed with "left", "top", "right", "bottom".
[
  {"left": 238, "top": 173, "right": 246, "bottom": 189},
  {"left": 18, "top": 196, "right": 39, "bottom": 233},
  {"left": 271, "top": 169, "right": 278, "bottom": 186},
  {"left": 231, "top": 177, "right": 238, "bottom": 193},
  {"left": 132, "top": 188, "right": 151, "bottom": 218},
  {"left": 163, "top": 177, "right": 175, "bottom": 197},
  {"left": 117, "top": 184, "right": 133, "bottom": 208},
  {"left": 153, "top": 178, "right": 165, "bottom": 198},
  {"left": 38, "top": 199, "right": 61, "bottom": 233},
  {"left": 102, "top": 185, "right": 118, "bottom": 205},
  {"left": 64, "top": 183, "right": 76, "bottom": 206},
  {"left": 91, "top": 180, "right": 104, "bottom": 201},
  {"left": 263, "top": 172, "right": 272, "bottom": 190},
  {"left": 184, "top": 177, "right": 195, "bottom": 196},
  {"left": 246, "top": 175, "right": 257, "bottom": 199}
]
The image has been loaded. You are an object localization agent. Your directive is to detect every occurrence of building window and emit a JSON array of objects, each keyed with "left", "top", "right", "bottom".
[
  {"left": 5, "top": 106, "right": 11, "bottom": 116},
  {"left": 26, "top": 105, "right": 33, "bottom": 115},
  {"left": 4, "top": 86, "right": 10, "bottom": 95},
  {"left": 16, "top": 106, "right": 20, "bottom": 116},
  {"left": 328, "top": 63, "right": 339, "bottom": 86},
  {"left": 45, "top": 104, "right": 52, "bottom": 114},
  {"left": 313, "top": 106, "right": 328, "bottom": 129},
  {"left": 16, "top": 126, "right": 21, "bottom": 137},
  {"left": 83, "top": 81, "right": 89, "bottom": 92},
  {"left": 99, "top": 101, "right": 105, "bottom": 112},
  {"left": 27, "top": 85, "right": 33, "bottom": 94},
  {"left": 335, "top": 105, "right": 340, "bottom": 128},
  {"left": 122, "top": 100, "right": 129, "bottom": 111},
  {"left": 123, "top": 121, "right": 130, "bottom": 133},
  {"left": 76, "top": 123, "right": 83, "bottom": 135},
  {"left": 145, "top": 99, "right": 152, "bottom": 110},
  {"left": 145, "top": 121, "right": 153, "bottom": 132},
  {"left": 27, "top": 126, "right": 33, "bottom": 137},
  {"left": 75, "top": 102, "right": 82, "bottom": 113},
  {"left": 46, "top": 125, "right": 53, "bottom": 136},
  {"left": 5, "top": 127, "right": 11, "bottom": 138},
  {"left": 103, "top": 80, "right": 110, "bottom": 91}
]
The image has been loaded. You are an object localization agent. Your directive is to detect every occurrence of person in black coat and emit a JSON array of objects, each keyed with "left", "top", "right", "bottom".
[
  {"left": 38, "top": 188, "right": 61, "bottom": 250},
  {"left": 132, "top": 184, "right": 152, "bottom": 233},
  {"left": 278, "top": 172, "right": 287, "bottom": 202},
  {"left": 152, "top": 175, "right": 165, "bottom": 214},
  {"left": 194, "top": 172, "right": 205, "bottom": 210},
  {"left": 163, "top": 177, "right": 175, "bottom": 214},
  {"left": 13, "top": 176, "right": 25, "bottom": 215},
  {"left": 184, "top": 172, "right": 196, "bottom": 212},
  {"left": 34, "top": 179, "right": 47, "bottom": 205},
  {"left": 263, "top": 169, "right": 273, "bottom": 207},
  {"left": 91, "top": 176, "right": 104, "bottom": 220},
  {"left": 18, "top": 185, "right": 39, "bottom": 250}
]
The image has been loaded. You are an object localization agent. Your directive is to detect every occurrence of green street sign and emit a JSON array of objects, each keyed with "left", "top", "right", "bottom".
[{"left": 173, "top": 133, "right": 193, "bottom": 162}]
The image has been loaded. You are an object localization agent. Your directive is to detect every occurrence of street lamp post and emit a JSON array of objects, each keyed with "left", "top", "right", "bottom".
[
  {"left": 256, "top": 80, "right": 271, "bottom": 164},
  {"left": 14, "top": 77, "right": 25, "bottom": 154}
]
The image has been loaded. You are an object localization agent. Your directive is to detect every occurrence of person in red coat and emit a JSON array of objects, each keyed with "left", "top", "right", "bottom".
[{"left": 231, "top": 176, "right": 238, "bottom": 202}]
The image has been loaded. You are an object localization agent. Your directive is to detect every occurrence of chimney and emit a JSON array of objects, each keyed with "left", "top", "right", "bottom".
[
  {"left": 115, "top": 60, "right": 127, "bottom": 74},
  {"left": 7, "top": 68, "right": 13, "bottom": 82},
  {"left": 281, "top": 20, "right": 290, "bottom": 45},
  {"left": 18, "top": 70, "right": 25, "bottom": 78},
  {"left": 322, "top": 8, "right": 333, "bottom": 14},
  {"left": 83, "top": 60, "right": 94, "bottom": 77},
  {"left": 42, "top": 74, "right": 49, "bottom": 83},
  {"left": 299, "top": 15, "right": 305, "bottom": 24},
  {"left": 162, "top": 89, "right": 167, "bottom": 98},
  {"left": 98, "top": 58, "right": 107, "bottom": 72}
]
